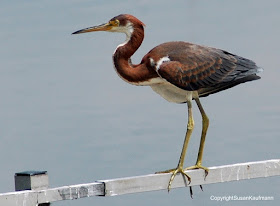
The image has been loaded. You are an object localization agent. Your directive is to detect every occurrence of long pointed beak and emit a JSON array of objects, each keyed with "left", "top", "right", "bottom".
[{"left": 72, "top": 23, "right": 112, "bottom": 35}]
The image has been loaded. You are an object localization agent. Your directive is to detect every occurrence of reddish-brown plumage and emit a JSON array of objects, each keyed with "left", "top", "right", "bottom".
[
  {"left": 73, "top": 14, "right": 262, "bottom": 97},
  {"left": 110, "top": 14, "right": 145, "bottom": 28},
  {"left": 109, "top": 14, "right": 261, "bottom": 97},
  {"left": 111, "top": 15, "right": 158, "bottom": 84}
]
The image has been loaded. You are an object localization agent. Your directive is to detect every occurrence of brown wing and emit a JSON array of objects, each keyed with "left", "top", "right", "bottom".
[{"left": 152, "top": 42, "right": 261, "bottom": 95}]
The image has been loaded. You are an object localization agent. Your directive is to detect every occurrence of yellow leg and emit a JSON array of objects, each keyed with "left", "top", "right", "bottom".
[
  {"left": 156, "top": 100, "right": 194, "bottom": 192},
  {"left": 185, "top": 98, "right": 209, "bottom": 175}
]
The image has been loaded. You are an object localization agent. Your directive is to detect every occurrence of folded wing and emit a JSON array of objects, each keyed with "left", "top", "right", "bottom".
[{"left": 154, "top": 43, "right": 262, "bottom": 97}]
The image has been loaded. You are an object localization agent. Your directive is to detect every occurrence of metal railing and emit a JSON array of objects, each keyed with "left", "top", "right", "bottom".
[{"left": 0, "top": 159, "right": 279, "bottom": 206}]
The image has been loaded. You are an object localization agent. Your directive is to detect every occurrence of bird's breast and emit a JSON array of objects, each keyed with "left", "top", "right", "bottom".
[{"left": 150, "top": 82, "right": 195, "bottom": 103}]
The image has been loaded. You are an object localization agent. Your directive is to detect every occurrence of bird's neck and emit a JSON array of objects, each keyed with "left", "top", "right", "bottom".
[{"left": 113, "top": 26, "right": 157, "bottom": 85}]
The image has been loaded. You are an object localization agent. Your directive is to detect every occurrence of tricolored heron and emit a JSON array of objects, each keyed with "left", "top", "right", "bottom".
[{"left": 72, "top": 14, "right": 262, "bottom": 192}]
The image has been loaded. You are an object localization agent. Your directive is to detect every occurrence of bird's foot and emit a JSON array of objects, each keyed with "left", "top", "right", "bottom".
[
  {"left": 185, "top": 164, "right": 209, "bottom": 179},
  {"left": 185, "top": 164, "right": 208, "bottom": 198},
  {"left": 155, "top": 167, "right": 191, "bottom": 192}
]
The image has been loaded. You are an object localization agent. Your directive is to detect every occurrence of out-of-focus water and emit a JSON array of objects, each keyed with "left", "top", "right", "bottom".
[{"left": 0, "top": 1, "right": 279, "bottom": 205}]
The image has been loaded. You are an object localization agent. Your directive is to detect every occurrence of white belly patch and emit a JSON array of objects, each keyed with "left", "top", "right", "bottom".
[{"left": 150, "top": 82, "right": 194, "bottom": 103}]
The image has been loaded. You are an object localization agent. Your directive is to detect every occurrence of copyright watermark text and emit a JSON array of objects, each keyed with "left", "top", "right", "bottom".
[{"left": 210, "top": 195, "right": 274, "bottom": 202}]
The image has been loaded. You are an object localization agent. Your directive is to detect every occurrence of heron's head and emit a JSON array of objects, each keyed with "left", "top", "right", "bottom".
[{"left": 72, "top": 14, "right": 145, "bottom": 37}]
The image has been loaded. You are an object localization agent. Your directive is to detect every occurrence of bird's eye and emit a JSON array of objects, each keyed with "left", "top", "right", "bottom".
[{"left": 109, "top": 20, "right": 120, "bottom": 27}]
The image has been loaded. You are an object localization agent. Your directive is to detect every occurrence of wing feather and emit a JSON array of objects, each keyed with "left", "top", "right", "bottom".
[{"left": 151, "top": 42, "right": 261, "bottom": 94}]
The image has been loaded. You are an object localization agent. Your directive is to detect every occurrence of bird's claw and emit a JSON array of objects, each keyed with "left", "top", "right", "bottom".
[
  {"left": 156, "top": 164, "right": 209, "bottom": 193},
  {"left": 156, "top": 167, "right": 191, "bottom": 192},
  {"left": 185, "top": 164, "right": 209, "bottom": 180},
  {"left": 189, "top": 185, "right": 203, "bottom": 198}
]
